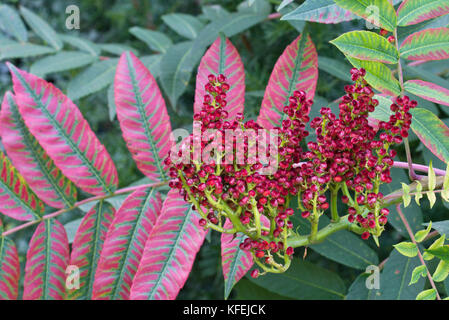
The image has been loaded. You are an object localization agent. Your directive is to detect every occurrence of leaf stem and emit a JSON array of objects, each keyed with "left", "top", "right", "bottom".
[
  {"left": 1, "top": 181, "right": 167, "bottom": 237},
  {"left": 395, "top": 204, "right": 441, "bottom": 300}
]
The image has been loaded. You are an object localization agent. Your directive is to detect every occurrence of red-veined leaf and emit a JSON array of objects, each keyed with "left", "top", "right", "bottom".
[
  {"left": 410, "top": 107, "right": 449, "bottom": 163},
  {"left": 23, "top": 219, "right": 69, "bottom": 300},
  {"left": 92, "top": 187, "right": 162, "bottom": 300},
  {"left": 281, "top": 0, "right": 359, "bottom": 24},
  {"left": 8, "top": 63, "right": 118, "bottom": 196},
  {"left": 257, "top": 32, "right": 318, "bottom": 129},
  {"left": 194, "top": 34, "right": 245, "bottom": 121},
  {"left": 333, "top": 0, "right": 397, "bottom": 32},
  {"left": 0, "top": 220, "right": 20, "bottom": 300},
  {"left": 221, "top": 216, "right": 270, "bottom": 299},
  {"left": 397, "top": 0, "right": 449, "bottom": 26},
  {"left": 0, "top": 91, "right": 77, "bottom": 209},
  {"left": 0, "top": 151, "right": 44, "bottom": 221},
  {"left": 346, "top": 57, "right": 401, "bottom": 96},
  {"left": 115, "top": 51, "right": 173, "bottom": 182},
  {"left": 130, "top": 189, "right": 207, "bottom": 300},
  {"left": 68, "top": 201, "right": 115, "bottom": 300},
  {"left": 221, "top": 220, "right": 253, "bottom": 299},
  {"left": 404, "top": 80, "right": 449, "bottom": 106},
  {"left": 400, "top": 28, "right": 449, "bottom": 61}
]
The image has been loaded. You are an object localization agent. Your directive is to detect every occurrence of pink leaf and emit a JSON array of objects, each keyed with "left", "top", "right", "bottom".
[
  {"left": 194, "top": 35, "right": 245, "bottom": 121},
  {"left": 0, "top": 150, "right": 44, "bottom": 221},
  {"left": 68, "top": 201, "right": 115, "bottom": 299},
  {"left": 23, "top": 219, "right": 69, "bottom": 300},
  {"left": 92, "top": 187, "right": 162, "bottom": 300},
  {"left": 221, "top": 219, "right": 253, "bottom": 299},
  {"left": 0, "top": 220, "right": 20, "bottom": 300},
  {"left": 130, "top": 189, "right": 207, "bottom": 300},
  {"left": 257, "top": 34, "right": 318, "bottom": 129},
  {"left": 0, "top": 91, "right": 77, "bottom": 209},
  {"left": 221, "top": 216, "right": 270, "bottom": 298},
  {"left": 115, "top": 52, "right": 174, "bottom": 182},
  {"left": 8, "top": 63, "right": 118, "bottom": 196}
]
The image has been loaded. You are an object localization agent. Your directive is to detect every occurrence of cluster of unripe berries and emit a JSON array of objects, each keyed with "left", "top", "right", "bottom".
[{"left": 167, "top": 68, "right": 415, "bottom": 276}]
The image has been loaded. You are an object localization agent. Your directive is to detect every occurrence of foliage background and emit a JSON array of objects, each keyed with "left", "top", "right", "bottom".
[{"left": 1, "top": 0, "right": 449, "bottom": 300}]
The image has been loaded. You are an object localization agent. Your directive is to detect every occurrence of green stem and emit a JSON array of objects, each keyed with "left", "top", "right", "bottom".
[
  {"left": 330, "top": 185, "right": 340, "bottom": 222},
  {"left": 288, "top": 215, "right": 364, "bottom": 248}
]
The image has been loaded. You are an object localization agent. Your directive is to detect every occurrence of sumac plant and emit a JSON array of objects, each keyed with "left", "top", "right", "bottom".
[{"left": 1, "top": 0, "right": 449, "bottom": 301}]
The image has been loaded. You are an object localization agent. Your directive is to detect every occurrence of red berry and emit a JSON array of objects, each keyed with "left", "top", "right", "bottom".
[{"left": 251, "top": 269, "right": 259, "bottom": 278}]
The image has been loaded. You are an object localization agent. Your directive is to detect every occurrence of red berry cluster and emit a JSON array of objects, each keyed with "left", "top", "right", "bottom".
[
  {"left": 298, "top": 68, "right": 416, "bottom": 240},
  {"left": 167, "top": 68, "right": 416, "bottom": 276},
  {"left": 166, "top": 74, "right": 314, "bottom": 273}
]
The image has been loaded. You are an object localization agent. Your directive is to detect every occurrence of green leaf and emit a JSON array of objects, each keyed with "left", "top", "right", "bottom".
[
  {"left": 402, "top": 182, "right": 411, "bottom": 207},
  {"left": 375, "top": 249, "right": 425, "bottom": 300},
  {"left": 129, "top": 27, "right": 172, "bottom": 53},
  {"left": 410, "top": 265, "right": 427, "bottom": 285},
  {"left": 248, "top": 259, "right": 346, "bottom": 300},
  {"left": 415, "top": 180, "right": 423, "bottom": 205},
  {"left": 193, "top": 11, "right": 268, "bottom": 50},
  {"left": 427, "top": 161, "right": 437, "bottom": 208},
  {"left": 20, "top": 6, "right": 62, "bottom": 50},
  {"left": 0, "top": 42, "right": 55, "bottom": 60},
  {"left": 394, "top": 242, "right": 418, "bottom": 258},
  {"left": 0, "top": 4, "right": 27, "bottom": 42},
  {"left": 278, "top": 0, "right": 294, "bottom": 11},
  {"left": 428, "top": 220, "right": 449, "bottom": 236},
  {"left": 405, "top": 80, "right": 449, "bottom": 106},
  {"left": 237, "top": 0, "right": 271, "bottom": 16},
  {"left": 160, "top": 41, "right": 201, "bottom": 107},
  {"left": 345, "top": 273, "right": 379, "bottom": 300},
  {"left": 30, "top": 51, "right": 97, "bottom": 77},
  {"left": 234, "top": 279, "right": 293, "bottom": 300},
  {"left": 423, "top": 235, "right": 445, "bottom": 260},
  {"left": 397, "top": 0, "right": 449, "bottom": 26},
  {"left": 333, "top": 0, "right": 397, "bottom": 31},
  {"left": 162, "top": 14, "right": 204, "bottom": 40},
  {"left": 59, "top": 34, "right": 101, "bottom": 56},
  {"left": 67, "top": 59, "right": 118, "bottom": 101},
  {"left": 403, "top": 65, "right": 449, "bottom": 90},
  {"left": 281, "top": 0, "right": 359, "bottom": 24},
  {"left": 415, "top": 222, "right": 432, "bottom": 243},
  {"left": 331, "top": 31, "right": 399, "bottom": 64},
  {"left": 416, "top": 288, "right": 437, "bottom": 300},
  {"left": 140, "top": 54, "right": 163, "bottom": 79},
  {"left": 400, "top": 27, "right": 449, "bottom": 61},
  {"left": 346, "top": 56, "right": 401, "bottom": 96},
  {"left": 442, "top": 162, "right": 449, "bottom": 201},
  {"left": 99, "top": 43, "right": 139, "bottom": 56},
  {"left": 433, "top": 260, "right": 449, "bottom": 282},
  {"left": 202, "top": 5, "right": 231, "bottom": 21},
  {"left": 107, "top": 83, "right": 116, "bottom": 122},
  {"left": 410, "top": 108, "right": 449, "bottom": 163},
  {"left": 426, "top": 246, "right": 449, "bottom": 261},
  {"left": 318, "top": 56, "right": 352, "bottom": 81}
]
